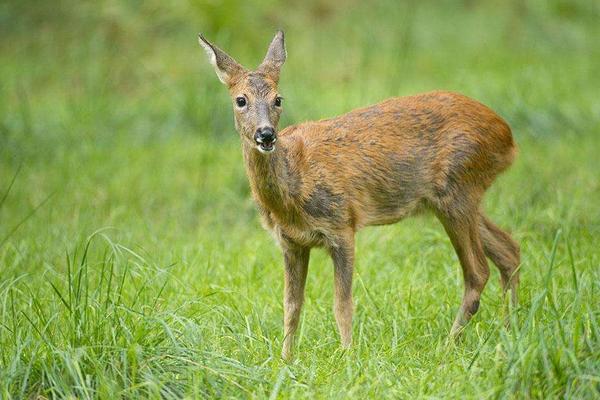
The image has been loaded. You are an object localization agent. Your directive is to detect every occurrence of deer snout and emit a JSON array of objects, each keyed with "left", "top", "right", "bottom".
[
  {"left": 254, "top": 127, "right": 277, "bottom": 154},
  {"left": 254, "top": 127, "right": 277, "bottom": 144}
]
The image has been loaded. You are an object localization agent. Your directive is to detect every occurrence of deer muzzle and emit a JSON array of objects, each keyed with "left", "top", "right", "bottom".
[{"left": 254, "top": 127, "right": 277, "bottom": 153}]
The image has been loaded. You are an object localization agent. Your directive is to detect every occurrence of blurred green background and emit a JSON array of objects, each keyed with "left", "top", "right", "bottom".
[{"left": 1, "top": 0, "right": 599, "bottom": 398}]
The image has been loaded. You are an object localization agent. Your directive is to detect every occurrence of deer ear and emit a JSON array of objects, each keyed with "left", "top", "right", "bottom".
[
  {"left": 258, "top": 30, "right": 286, "bottom": 82},
  {"left": 198, "top": 34, "right": 244, "bottom": 86}
]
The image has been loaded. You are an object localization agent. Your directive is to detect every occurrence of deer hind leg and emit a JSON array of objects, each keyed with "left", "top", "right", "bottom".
[
  {"left": 437, "top": 210, "right": 490, "bottom": 338},
  {"left": 478, "top": 212, "right": 520, "bottom": 306},
  {"left": 281, "top": 244, "right": 310, "bottom": 360}
]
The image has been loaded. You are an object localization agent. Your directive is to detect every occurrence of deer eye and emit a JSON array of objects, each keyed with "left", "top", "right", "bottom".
[
  {"left": 235, "top": 97, "right": 247, "bottom": 107},
  {"left": 274, "top": 97, "right": 283, "bottom": 107}
]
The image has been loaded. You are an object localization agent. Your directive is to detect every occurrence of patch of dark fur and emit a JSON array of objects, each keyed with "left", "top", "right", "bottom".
[
  {"left": 330, "top": 245, "right": 347, "bottom": 266},
  {"left": 468, "top": 299, "right": 480, "bottom": 315},
  {"left": 280, "top": 231, "right": 294, "bottom": 244},
  {"left": 330, "top": 244, "right": 353, "bottom": 282},
  {"left": 357, "top": 106, "right": 383, "bottom": 119},
  {"left": 303, "top": 184, "right": 343, "bottom": 220},
  {"left": 426, "top": 112, "right": 445, "bottom": 133},
  {"left": 332, "top": 119, "right": 350, "bottom": 129},
  {"left": 363, "top": 152, "right": 427, "bottom": 215},
  {"left": 282, "top": 149, "right": 302, "bottom": 198}
]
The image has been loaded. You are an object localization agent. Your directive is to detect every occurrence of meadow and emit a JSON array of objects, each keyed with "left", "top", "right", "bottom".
[{"left": 0, "top": 0, "right": 599, "bottom": 398}]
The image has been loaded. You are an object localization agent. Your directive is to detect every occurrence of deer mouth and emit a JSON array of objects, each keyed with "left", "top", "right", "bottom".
[{"left": 255, "top": 138, "right": 276, "bottom": 153}]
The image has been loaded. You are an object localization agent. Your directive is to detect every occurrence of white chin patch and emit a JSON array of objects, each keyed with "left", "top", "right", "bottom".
[{"left": 257, "top": 144, "right": 275, "bottom": 154}]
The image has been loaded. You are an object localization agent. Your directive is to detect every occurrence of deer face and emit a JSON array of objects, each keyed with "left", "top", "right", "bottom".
[
  {"left": 229, "top": 72, "right": 283, "bottom": 153},
  {"left": 199, "top": 31, "right": 286, "bottom": 154}
]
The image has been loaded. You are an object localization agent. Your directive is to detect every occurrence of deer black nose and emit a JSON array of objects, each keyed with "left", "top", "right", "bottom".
[{"left": 254, "top": 127, "right": 276, "bottom": 144}]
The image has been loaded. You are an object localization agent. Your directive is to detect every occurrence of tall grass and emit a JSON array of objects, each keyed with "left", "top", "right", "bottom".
[{"left": 0, "top": 0, "right": 599, "bottom": 398}]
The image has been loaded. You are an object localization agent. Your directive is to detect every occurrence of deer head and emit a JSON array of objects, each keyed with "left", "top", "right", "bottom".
[{"left": 198, "top": 31, "right": 287, "bottom": 154}]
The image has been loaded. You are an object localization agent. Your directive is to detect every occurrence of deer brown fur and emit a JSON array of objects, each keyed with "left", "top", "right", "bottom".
[{"left": 198, "top": 31, "right": 520, "bottom": 360}]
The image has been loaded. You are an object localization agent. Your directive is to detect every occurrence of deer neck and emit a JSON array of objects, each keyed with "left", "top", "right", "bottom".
[{"left": 242, "top": 141, "right": 301, "bottom": 223}]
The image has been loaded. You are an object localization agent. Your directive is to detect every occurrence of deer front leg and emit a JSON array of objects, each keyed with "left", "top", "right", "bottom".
[
  {"left": 328, "top": 233, "right": 355, "bottom": 349},
  {"left": 281, "top": 243, "right": 310, "bottom": 360}
]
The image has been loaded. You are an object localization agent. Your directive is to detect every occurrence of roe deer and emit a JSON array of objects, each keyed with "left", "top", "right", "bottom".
[{"left": 198, "top": 31, "right": 520, "bottom": 360}]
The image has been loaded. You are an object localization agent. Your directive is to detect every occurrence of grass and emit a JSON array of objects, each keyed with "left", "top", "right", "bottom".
[{"left": 1, "top": 0, "right": 599, "bottom": 398}]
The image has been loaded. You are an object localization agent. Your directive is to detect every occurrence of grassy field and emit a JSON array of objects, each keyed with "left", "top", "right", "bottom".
[{"left": 1, "top": 0, "right": 599, "bottom": 398}]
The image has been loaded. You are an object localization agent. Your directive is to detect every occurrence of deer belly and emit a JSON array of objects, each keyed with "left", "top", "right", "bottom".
[
  {"left": 358, "top": 195, "right": 424, "bottom": 227},
  {"left": 350, "top": 167, "right": 429, "bottom": 227}
]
